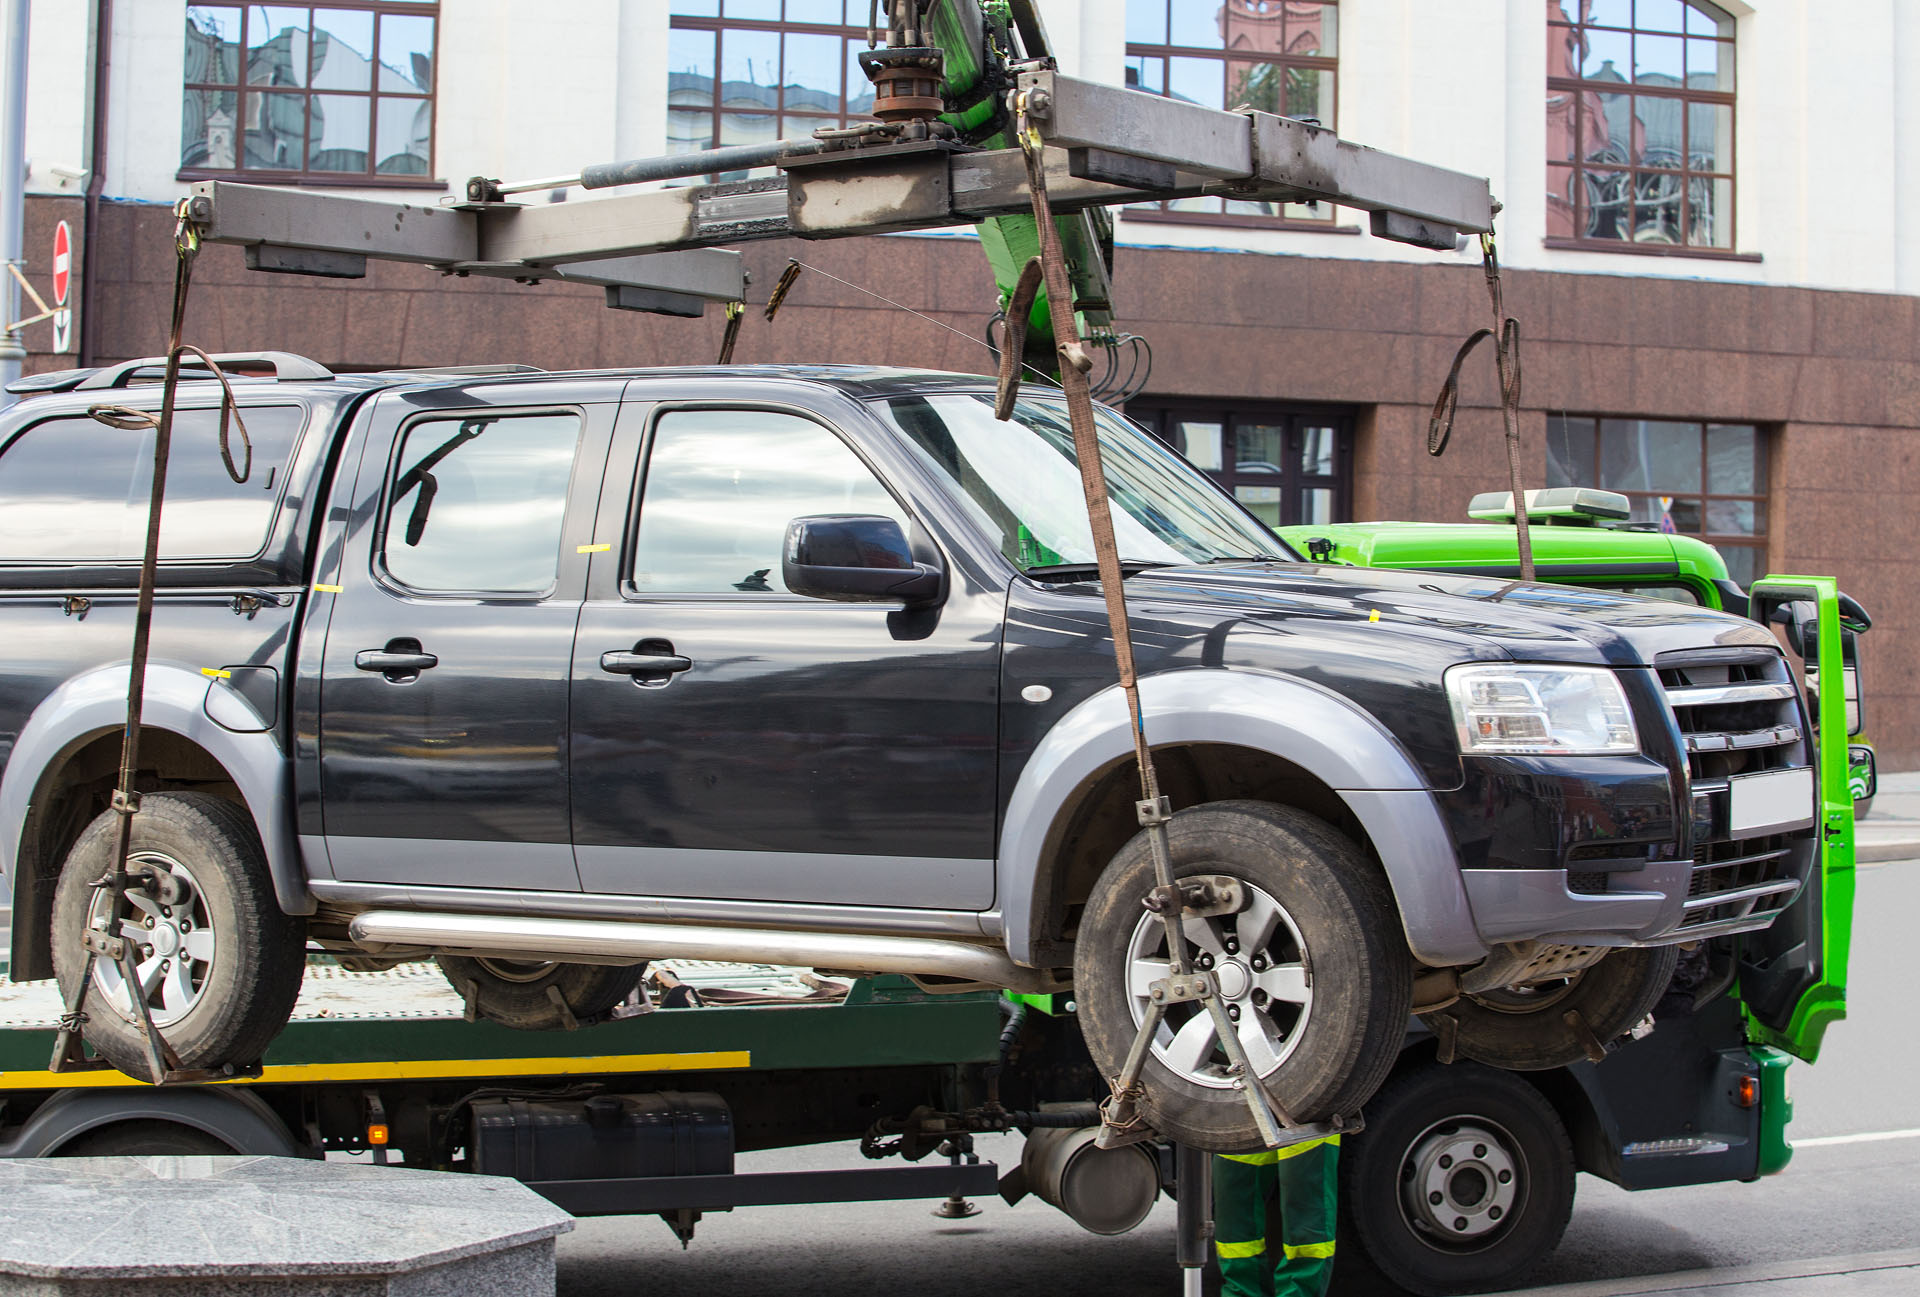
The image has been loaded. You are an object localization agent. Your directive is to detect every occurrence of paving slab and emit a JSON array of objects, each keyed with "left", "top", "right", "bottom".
[
  {"left": 0, "top": 1154, "right": 573, "bottom": 1295},
  {"left": 1501, "top": 1248, "right": 1920, "bottom": 1297},
  {"left": 1857, "top": 770, "right": 1920, "bottom": 862}
]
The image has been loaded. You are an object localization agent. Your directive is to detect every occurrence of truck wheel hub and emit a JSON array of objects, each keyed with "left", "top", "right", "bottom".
[
  {"left": 1401, "top": 1120, "right": 1521, "bottom": 1245},
  {"left": 1214, "top": 960, "right": 1252, "bottom": 1000}
]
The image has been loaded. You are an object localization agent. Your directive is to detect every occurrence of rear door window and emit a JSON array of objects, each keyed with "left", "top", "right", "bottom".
[{"left": 0, "top": 405, "right": 305, "bottom": 561}]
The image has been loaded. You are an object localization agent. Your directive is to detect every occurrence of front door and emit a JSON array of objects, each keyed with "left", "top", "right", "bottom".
[
  {"left": 568, "top": 400, "right": 1003, "bottom": 911},
  {"left": 317, "top": 386, "right": 616, "bottom": 891}
]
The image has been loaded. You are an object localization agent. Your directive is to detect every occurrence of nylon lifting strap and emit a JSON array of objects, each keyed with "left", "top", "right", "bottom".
[
  {"left": 48, "top": 199, "right": 256, "bottom": 1085},
  {"left": 1010, "top": 101, "right": 1290, "bottom": 1152},
  {"left": 1426, "top": 230, "right": 1532, "bottom": 580}
]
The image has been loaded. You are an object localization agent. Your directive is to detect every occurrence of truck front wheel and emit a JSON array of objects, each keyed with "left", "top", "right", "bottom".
[
  {"left": 1422, "top": 945, "right": 1678, "bottom": 1071},
  {"left": 1342, "top": 1061, "right": 1575, "bottom": 1296},
  {"left": 435, "top": 956, "right": 645, "bottom": 1030},
  {"left": 50, "top": 792, "right": 306, "bottom": 1078},
  {"left": 1074, "top": 801, "right": 1413, "bottom": 1153}
]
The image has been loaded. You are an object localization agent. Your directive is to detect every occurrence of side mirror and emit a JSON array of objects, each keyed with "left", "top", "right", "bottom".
[
  {"left": 783, "top": 514, "right": 944, "bottom": 607},
  {"left": 1849, "top": 743, "right": 1877, "bottom": 805},
  {"left": 1770, "top": 600, "right": 1817, "bottom": 658}
]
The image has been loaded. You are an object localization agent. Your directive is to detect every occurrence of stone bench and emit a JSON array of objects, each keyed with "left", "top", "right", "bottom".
[{"left": 0, "top": 1154, "right": 574, "bottom": 1295}]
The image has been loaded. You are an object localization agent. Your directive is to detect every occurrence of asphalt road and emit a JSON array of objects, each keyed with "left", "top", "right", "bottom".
[{"left": 555, "top": 855, "right": 1920, "bottom": 1297}]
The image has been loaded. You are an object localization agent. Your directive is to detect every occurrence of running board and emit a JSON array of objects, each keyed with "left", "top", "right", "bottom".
[{"left": 346, "top": 910, "right": 1058, "bottom": 993}]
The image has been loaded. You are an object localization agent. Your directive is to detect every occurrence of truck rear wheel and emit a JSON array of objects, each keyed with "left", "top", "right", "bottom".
[
  {"left": 1343, "top": 1061, "right": 1574, "bottom": 1296},
  {"left": 435, "top": 956, "right": 645, "bottom": 1030},
  {"left": 1422, "top": 945, "right": 1678, "bottom": 1071},
  {"left": 50, "top": 793, "right": 306, "bottom": 1079},
  {"left": 1074, "top": 801, "right": 1412, "bottom": 1153}
]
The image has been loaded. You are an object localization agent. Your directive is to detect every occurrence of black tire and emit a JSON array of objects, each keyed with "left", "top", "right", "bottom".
[
  {"left": 435, "top": 955, "right": 644, "bottom": 1030},
  {"left": 1074, "top": 801, "right": 1413, "bottom": 1153},
  {"left": 1343, "top": 1062, "right": 1575, "bottom": 1296},
  {"left": 56, "top": 1120, "right": 234, "bottom": 1157},
  {"left": 1422, "top": 945, "right": 1677, "bottom": 1072},
  {"left": 50, "top": 792, "right": 306, "bottom": 1078}
]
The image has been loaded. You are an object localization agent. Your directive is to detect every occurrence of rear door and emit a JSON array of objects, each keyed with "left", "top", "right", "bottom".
[
  {"left": 1741, "top": 575, "right": 1857, "bottom": 1061},
  {"left": 566, "top": 396, "right": 1003, "bottom": 911},
  {"left": 316, "top": 382, "right": 617, "bottom": 892}
]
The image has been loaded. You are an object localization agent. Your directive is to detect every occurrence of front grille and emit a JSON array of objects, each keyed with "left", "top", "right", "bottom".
[{"left": 1656, "top": 648, "right": 1813, "bottom": 937}]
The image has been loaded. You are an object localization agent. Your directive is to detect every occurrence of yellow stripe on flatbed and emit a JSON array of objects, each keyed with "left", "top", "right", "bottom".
[{"left": 0, "top": 1050, "right": 752, "bottom": 1090}]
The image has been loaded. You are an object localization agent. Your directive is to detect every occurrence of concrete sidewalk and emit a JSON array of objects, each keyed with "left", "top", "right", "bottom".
[
  {"left": 1856, "top": 769, "right": 1920, "bottom": 862},
  {"left": 1503, "top": 1248, "right": 1920, "bottom": 1296}
]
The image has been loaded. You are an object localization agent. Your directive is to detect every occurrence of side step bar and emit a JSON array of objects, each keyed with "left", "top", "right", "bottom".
[{"left": 347, "top": 910, "right": 1058, "bottom": 993}]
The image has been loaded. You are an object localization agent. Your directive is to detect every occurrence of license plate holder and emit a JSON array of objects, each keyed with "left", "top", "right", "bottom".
[{"left": 1727, "top": 767, "right": 1815, "bottom": 836}]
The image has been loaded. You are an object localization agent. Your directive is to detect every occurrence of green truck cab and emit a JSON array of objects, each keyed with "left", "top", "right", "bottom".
[{"left": 1279, "top": 487, "right": 1865, "bottom": 1068}]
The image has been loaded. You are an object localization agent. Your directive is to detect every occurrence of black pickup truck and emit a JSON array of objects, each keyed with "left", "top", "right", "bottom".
[{"left": 0, "top": 357, "right": 1823, "bottom": 1151}]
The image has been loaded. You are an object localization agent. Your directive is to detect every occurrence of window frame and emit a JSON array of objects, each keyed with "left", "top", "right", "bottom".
[
  {"left": 666, "top": 4, "right": 879, "bottom": 168},
  {"left": 1544, "top": 413, "right": 1770, "bottom": 583},
  {"left": 373, "top": 405, "right": 589, "bottom": 600},
  {"left": 622, "top": 401, "right": 918, "bottom": 603},
  {"left": 1123, "top": 0, "right": 1342, "bottom": 231},
  {"left": 1546, "top": 0, "right": 1740, "bottom": 256},
  {"left": 1126, "top": 399, "right": 1355, "bottom": 529},
  {"left": 179, "top": 1, "right": 443, "bottom": 190}
]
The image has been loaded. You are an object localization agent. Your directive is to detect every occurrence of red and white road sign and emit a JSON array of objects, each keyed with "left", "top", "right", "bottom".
[{"left": 52, "top": 221, "right": 71, "bottom": 306}]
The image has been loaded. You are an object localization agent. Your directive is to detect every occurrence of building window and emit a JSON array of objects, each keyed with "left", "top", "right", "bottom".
[
  {"left": 1547, "top": 0, "right": 1735, "bottom": 250},
  {"left": 1131, "top": 402, "right": 1352, "bottom": 529},
  {"left": 1124, "top": 0, "right": 1338, "bottom": 228},
  {"left": 668, "top": 2, "right": 877, "bottom": 175},
  {"left": 181, "top": 3, "right": 438, "bottom": 183},
  {"left": 1545, "top": 416, "right": 1767, "bottom": 584}
]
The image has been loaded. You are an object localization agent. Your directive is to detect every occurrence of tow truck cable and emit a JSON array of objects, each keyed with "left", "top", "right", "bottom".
[
  {"left": 1425, "top": 226, "right": 1534, "bottom": 580},
  {"left": 47, "top": 198, "right": 258, "bottom": 1086}
]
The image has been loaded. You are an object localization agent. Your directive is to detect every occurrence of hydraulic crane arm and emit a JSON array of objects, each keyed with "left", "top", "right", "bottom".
[{"left": 186, "top": 4, "right": 1492, "bottom": 336}]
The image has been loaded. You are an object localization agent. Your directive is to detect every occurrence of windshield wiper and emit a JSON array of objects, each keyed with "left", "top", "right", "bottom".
[
  {"left": 1024, "top": 559, "right": 1172, "bottom": 580},
  {"left": 1207, "top": 554, "right": 1285, "bottom": 563}
]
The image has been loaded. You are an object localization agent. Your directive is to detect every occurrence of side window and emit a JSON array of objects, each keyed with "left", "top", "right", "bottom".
[
  {"left": 631, "top": 409, "right": 909, "bottom": 595},
  {"left": 382, "top": 412, "right": 582, "bottom": 594},
  {"left": 0, "top": 405, "right": 304, "bottom": 561}
]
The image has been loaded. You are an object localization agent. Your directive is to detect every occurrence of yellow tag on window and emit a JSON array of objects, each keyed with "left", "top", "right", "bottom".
[
  {"left": 312, "top": 583, "right": 343, "bottom": 593},
  {"left": 577, "top": 543, "right": 611, "bottom": 554},
  {"left": 201, "top": 667, "right": 231, "bottom": 679}
]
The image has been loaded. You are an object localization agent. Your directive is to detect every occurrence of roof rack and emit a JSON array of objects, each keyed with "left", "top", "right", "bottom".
[
  {"left": 71, "top": 351, "right": 335, "bottom": 391},
  {"left": 377, "top": 364, "right": 547, "bottom": 378}
]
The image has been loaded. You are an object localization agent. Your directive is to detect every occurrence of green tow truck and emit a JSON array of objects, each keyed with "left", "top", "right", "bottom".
[{"left": 1274, "top": 487, "right": 1867, "bottom": 1287}]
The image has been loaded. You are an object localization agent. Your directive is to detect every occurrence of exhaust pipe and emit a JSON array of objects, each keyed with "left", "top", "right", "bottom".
[{"left": 347, "top": 910, "right": 1057, "bottom": 993}]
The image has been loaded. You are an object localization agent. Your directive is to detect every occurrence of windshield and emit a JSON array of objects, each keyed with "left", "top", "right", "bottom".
[{"left": 872, "top": 392, "right": 1291, "bottom": 571}]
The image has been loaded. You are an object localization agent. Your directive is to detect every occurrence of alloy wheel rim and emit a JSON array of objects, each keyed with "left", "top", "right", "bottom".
[
  {"left": 85, "top": 852, "right": 215, "bottom": 1030},
  {"left": 1124, "top": 880, "right": 1313, "bottom": 1090}
]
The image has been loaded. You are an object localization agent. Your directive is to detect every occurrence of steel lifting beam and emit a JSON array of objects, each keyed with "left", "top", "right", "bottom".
[
  {"left": 185, "top": 182, "right": 747, "bottom": 316},
  {"left": 188, "top": 71, "right": 1492, "bottom": 302}
]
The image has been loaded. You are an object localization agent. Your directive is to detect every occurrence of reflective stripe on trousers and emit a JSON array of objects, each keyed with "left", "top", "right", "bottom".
[{"left": 1213, "top": 1137, "right": 1340, "bottom": 1297}]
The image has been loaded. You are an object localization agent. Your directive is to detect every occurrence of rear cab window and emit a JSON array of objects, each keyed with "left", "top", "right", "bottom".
[{"left": 0, "top": 405, "right": 306, "bottom": 564}]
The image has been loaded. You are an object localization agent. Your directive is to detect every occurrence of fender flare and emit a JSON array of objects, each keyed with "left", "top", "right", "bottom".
[
  {"left": 995, "top": 668, "right": 1490, "bottom": 969},
  {"left": 1, "top": 661, "right": 313, "bottom": 956},
  {"left": 0, "top": 1085, "right": 305, "bottom": 1158}
]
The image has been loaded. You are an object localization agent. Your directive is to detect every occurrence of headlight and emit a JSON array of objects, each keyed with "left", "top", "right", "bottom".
[{"left": 1444, "top": 664, "right": 1638, "bottom": 755}]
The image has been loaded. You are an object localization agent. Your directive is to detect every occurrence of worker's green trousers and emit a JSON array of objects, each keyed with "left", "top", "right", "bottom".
[{"left": 1212, "top": 1136, "right": 1340, "bottom": 1297}]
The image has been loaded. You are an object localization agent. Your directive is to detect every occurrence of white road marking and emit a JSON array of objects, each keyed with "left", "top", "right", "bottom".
[{"left": 1795, "top": 1127, "right": 1920, "bottom": 1147}]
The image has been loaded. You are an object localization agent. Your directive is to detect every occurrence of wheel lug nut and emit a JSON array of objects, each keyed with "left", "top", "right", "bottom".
[
  {"left": 1227, "top": 1005, "right": 1240, "bottom": 1021},
  {"left": 1252, "top": 989, "right": 1269, "bottom": 1009},
  {"left": 1497, "top": 1170, "right": 1512, "bottom": 1184},
  {"left": 1198, "top": 953, "right": 1214, "bottom": 969},
  {"left": 1223, "top": 939, "right": 1239, "bottom": 955},
  {"left": 1438, "top": 1155, "right": 1453, "bottom": 1169},
  {"left": 1488, "top": 1206, "right": 1503, "bottom": 1221},
  {"left": 1453, "top": 1217, "right": 1468, "bottom": 1232},
  {"left": 143, "top": 917, "right": 155, "bottom": 928},
  {"left": 1428, "top": 1191, "right": 1443, "bottom": 1206},
  {"left": 1474, "top": 1144, "right": 1488, "bottom": 1158}
]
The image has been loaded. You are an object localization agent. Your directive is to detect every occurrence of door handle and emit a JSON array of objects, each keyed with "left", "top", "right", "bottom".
[
  {"left": 355, "top": 639, "right": 438, "bottom": 681},
  {"left": 600, "top": 650, "right": 692, "bottom": 676}
]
